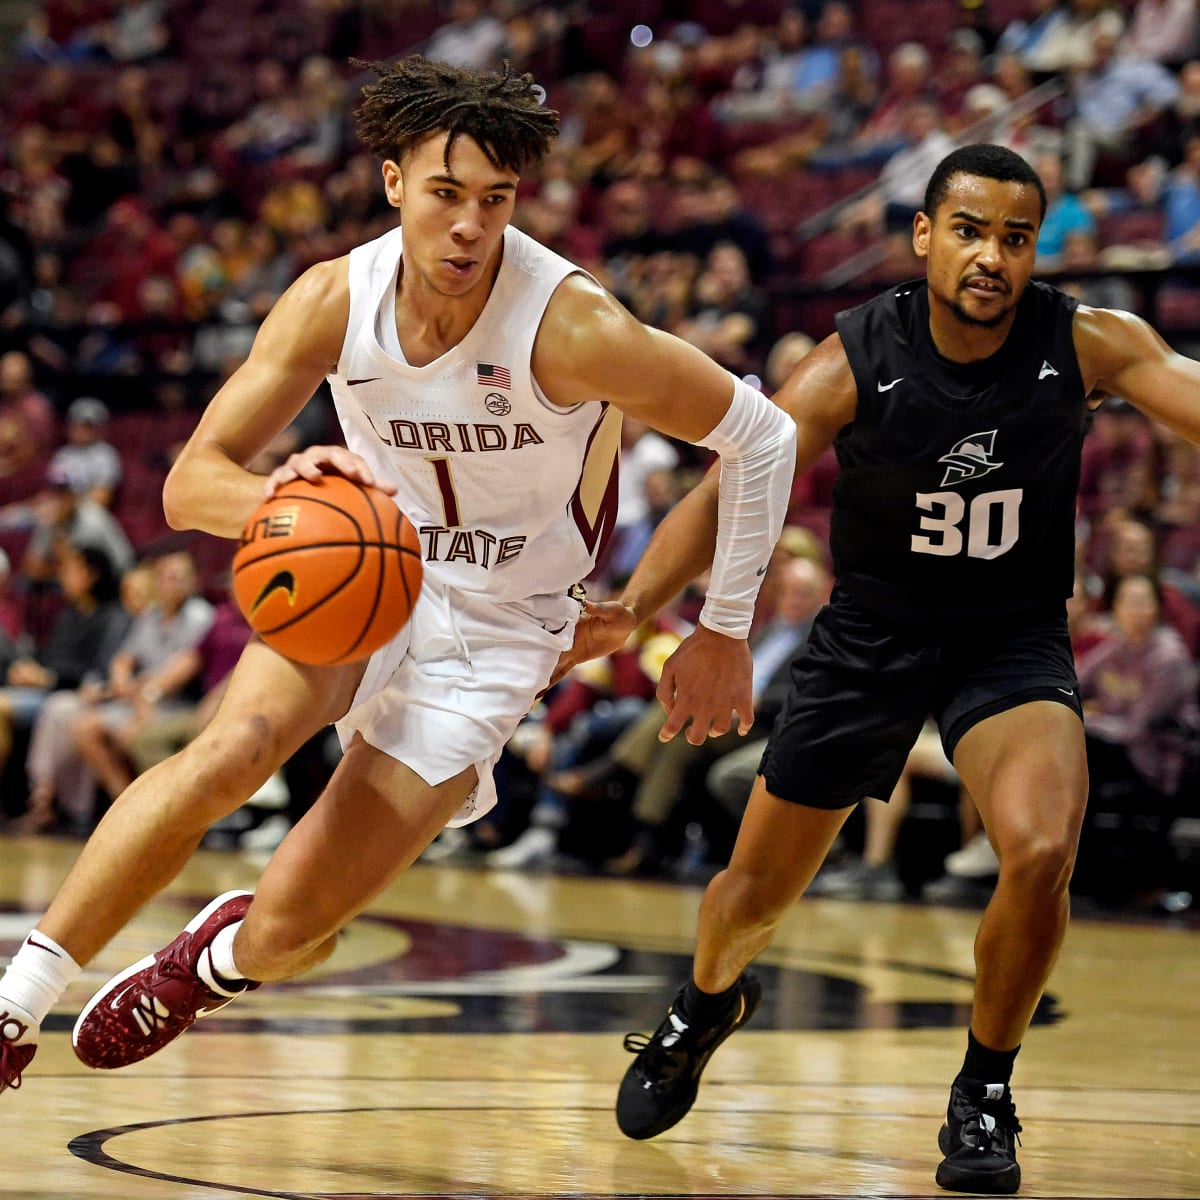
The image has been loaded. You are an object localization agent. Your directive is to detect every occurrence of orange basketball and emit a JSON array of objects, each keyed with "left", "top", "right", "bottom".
[{"left": 232, "top": 475, "right": 423, "bottom": 666}]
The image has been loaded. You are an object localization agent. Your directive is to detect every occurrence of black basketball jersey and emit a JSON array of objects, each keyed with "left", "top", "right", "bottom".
[{"left": 831, "top": 279, "right": 1088, "bottom": 628}]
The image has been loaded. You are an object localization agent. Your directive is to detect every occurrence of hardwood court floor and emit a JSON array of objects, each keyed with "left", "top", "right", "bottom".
[{"left": 1, "top": 833, "right": 1197, "bottom": 1199}]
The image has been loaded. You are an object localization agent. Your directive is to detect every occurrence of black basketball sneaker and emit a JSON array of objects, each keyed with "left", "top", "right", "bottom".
[
  {"left": 616, "top": 972, "right": 761, "bottom": 1140},
  {"left": 936, "top": 1075, "right": 1022, "bottom": 1194}
]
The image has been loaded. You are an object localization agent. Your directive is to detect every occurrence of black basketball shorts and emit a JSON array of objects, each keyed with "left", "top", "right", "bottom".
[{"left": 758, "top": 585, "right": 1083, "bottom": 810}]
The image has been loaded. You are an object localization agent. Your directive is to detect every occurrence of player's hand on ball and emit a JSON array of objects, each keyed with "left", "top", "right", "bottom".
[
  {"left": 656, "top": 624, "right": 754, "bottom": 746},
  {"left": 263, "top": 445, "right": 397, "bottom": 498},
  {"left": 545, "top": 600, "right": 638, "bottom": 691}
]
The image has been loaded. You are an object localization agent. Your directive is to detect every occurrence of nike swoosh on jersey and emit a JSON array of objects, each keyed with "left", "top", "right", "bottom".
[
  {"left": 877, "top": 378, "right": 904, "bottom": 391},
  {"left": 346, "top": 377, "right": 381, "bottom": 386}
]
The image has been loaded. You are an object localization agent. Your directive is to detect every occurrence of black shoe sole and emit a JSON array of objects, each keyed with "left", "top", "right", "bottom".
[
  {"left": 615, "top": 974, "right": 762, "bottom": 1141},
  {"left": 935, "top": 1124, "right": 1021, "bottom": 1194}
]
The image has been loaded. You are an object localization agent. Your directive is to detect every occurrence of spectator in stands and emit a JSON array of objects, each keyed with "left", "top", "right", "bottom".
[
  {"left": 668, "top": 168, "right": 774, "bottom": 283},
  {"left": 732, "top": 40, "right": 881, "bottom": 178},
  {"left": 560, "top": 72, "right": 635, "bottom": 187},
  {"left": 14, "top": 462, "right": 134, "bottom": 584},
  {"left": 1077, "top": 572, "right": 1200, "bottom": 851},
  {"left": 615, "top": 417, "right": 681, "bottom": 539},
  {"left": 514, "top": 179, "right": 603, "bottom": 274},
  {"left": 0, "top": 550, "right": 21, "bottom": 652},
  {"left": 599, "top": 179, "right": 662, "bottom": 300},
  {"left": 1126, "top": 0, "right": 1198, "bottom": 66},
  {"left": 2, "top": 544, "right": 129, "bottom": 832},
  {"left": 59, "top": 125, "right": 137, "bottom": 233},
  {"left": 756, "top": 4, "right": 860, "bottom": 117},
  {"left": 1097, "top": 515, "right": 1200, "bottom": 654},
  {"left": 76, "top": 589, "right": 250, "bottom": 803},
  {"left": 1056, "top": 229, "right": 1138, "bottom": 310},
  {"left": 1165, "top": 133, "right": 1200, "bottom": 261},
  {"left": 855, "top": 42, "right": 935, "bottom": 157},
  {"left": 22, "top": 550, "right": 212, "bottom": 832},
  {"left": 88, "top": 196, "right": 177, "bottom": 323},
  {"left": 46, "top": 397, "right": 122, "bottom": 508},
  {"left": 675, "top": 241, "right": 770, "bottom": 374},
  {"left": 91, "top": 0, "right": 171, "bottom": 63},
  {"left": 282, "top": 56, "right": 349, "bottom": 172},
  {"left": 1078, "top": 398, "right": 1154, "bottom": 532},
  {"left": 2, "top": 125, "right": 70, "bottom": 251},
  {"left": 1064, "top": 24, "right": 1179, "bottom": 191},
  {"left": 0, "top": 349, "right": 55, "bottom": 479},
  {"left": 423, "top": 0, "right": 507, "bottom": 70},
  {"left": 1011, "top": 0, "right": 1125, "bottom": 74},
  {"left": 605, "top": 467, "right": 686, "bottom": 587},
  {"left": 935, "top": 29, "right": 989, "bottom": 131},
  {"left": 323, "top": 151, "right": 393, "bottom": 243},
  {"left": 624, "top": 251, "right": 696, "bottom": 334},
  {"left": 996, "top": 0, "right": 1074, "bottom": 69},
  {"left": 1034, "top": 150, "right": 1096, "bottom": 263},
  {"left": 548, "top": 555, "right": 831, "bottom": 878},
  {"left": 875, "top": 100, "right": 957, "bottom": 232},
  {"left": 106, "top": 65, "right": 168, "bottom": 171},
  {"left": 220, "top": 59, "right": 310, "bottom": 166},
  {"left": 1160, "top": 58, "right": 1200, "bottom": 155},
  {"left": 764, "top": 331, "right": 816, "bottom": 393},
  {"left": 629, "top": 77, "right": 724, "bottom": 182}
]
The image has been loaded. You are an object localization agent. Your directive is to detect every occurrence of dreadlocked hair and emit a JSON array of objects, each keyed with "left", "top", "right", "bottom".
[{"left": 351, "top": 55, "right": 560, "bottom": 174}]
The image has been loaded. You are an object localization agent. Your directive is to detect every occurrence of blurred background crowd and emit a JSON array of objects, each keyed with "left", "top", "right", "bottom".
[{"left": 0, "top": 0, "right": 1198, "bottom": 916}]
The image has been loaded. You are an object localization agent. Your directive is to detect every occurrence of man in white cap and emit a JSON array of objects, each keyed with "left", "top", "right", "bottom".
[{"left": 47, "top": 398, "right": 122, "bottom": 509}]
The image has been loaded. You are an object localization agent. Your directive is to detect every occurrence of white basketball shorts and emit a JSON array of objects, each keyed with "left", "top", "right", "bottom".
[{"left": 335, "top": 575, "right": 579, "bottom": 826}]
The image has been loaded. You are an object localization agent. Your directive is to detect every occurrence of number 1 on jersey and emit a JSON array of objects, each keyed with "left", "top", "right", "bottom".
[{"left": 428, "top": 457, "right": 462, "bottom": 527}]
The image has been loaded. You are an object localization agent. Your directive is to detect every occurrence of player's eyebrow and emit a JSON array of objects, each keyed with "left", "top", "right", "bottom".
[
  {"left": 950, "top": 209, "right": 1036, "bottom": 232},
  {"left": 427, "top": 174, "right": 516, "bottom": 192}
]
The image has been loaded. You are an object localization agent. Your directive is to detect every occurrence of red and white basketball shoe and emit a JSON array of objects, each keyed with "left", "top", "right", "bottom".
[
  {"left": 0, "top": 1002, "right": 38, "bottom": 1093},
  {"left": 73, "top": 891, "right": 259, "bottom": 1070}
]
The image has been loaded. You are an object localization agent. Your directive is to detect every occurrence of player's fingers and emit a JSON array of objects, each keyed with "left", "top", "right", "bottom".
[{"left": 655, "top": 665, "right": 677, "bottom": 715}]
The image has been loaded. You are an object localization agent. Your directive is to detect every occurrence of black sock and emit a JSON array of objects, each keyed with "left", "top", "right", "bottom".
[
  {"left": 676, "top": 975, "right": 740, "bottom": 1025},
  {"left": 960, "top": 1029, "right": 1019, "bottom": 1086}
]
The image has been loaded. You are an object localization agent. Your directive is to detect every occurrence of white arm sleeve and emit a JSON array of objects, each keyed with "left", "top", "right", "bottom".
[{"left": 695, "top": 376, "right": 797, "bottom": 638}]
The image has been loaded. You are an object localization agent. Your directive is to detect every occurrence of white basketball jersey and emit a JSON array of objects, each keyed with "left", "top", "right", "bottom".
[{"left": 330, "top": 225, "right": 621, "bottom": 603}]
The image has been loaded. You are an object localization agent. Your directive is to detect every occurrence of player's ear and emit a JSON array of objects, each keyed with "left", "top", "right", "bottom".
[
  {"left": 382, "top": 159, "right": 403, "bottom": 209},
  {"left": 913, "top": 210, "right": 931, "bottom": 259}
]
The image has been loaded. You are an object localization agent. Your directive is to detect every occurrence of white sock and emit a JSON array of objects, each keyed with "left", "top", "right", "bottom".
[
  {"left": 205, "top": 922, "right": 246, "bottom": 989},
  {"left": 0, "top": 931, "right": 83, "bottom": 1031}
]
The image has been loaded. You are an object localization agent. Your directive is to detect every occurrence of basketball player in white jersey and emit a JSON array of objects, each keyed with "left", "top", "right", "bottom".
[{"left": 0, "top": 56, "right": 795, "bottom": 1090}]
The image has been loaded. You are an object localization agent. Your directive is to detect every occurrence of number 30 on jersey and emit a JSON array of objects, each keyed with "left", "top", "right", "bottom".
[{"left": 911, "top": 489, "right": 1023, "bottom": 559}]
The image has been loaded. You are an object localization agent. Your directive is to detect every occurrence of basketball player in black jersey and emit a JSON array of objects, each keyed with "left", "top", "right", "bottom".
[{"left": 561, "top": 143, "right": 1200, "bottom": 1193}]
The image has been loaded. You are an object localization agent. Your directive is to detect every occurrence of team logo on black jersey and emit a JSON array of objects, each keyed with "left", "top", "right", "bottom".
[{"left": 938, "top": 429, "right": 1003, "bottom": 487}]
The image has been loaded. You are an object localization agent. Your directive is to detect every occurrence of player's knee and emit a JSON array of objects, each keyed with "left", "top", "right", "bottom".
[
  {"left": 1000, "top": 831, "right": 1077, "bottom": 895},
  {"left": 186, "top": 710, "right": 288, "bottom": 796}
]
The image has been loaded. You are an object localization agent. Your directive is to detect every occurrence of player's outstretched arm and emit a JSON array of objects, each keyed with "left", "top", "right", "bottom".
[
  {"left": 164, "top": 258, "right": 385, "bottom": 539},
  {"left": 1076, "top": 305, "right": 1200, "bottom": 443},
  {"left": 537, "top": 280, "right": 855, "bottom": 743},
  {"left": 536, "top": 276, "right": 796, "bottom": 740}
]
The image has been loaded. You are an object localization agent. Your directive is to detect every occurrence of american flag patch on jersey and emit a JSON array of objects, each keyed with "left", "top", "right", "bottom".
[{"left": 477, "top": 362, "right": 511, "bottom": 389}]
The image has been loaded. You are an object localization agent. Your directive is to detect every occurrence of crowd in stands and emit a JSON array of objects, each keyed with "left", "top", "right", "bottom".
[{"left": 2, "top": 0, "right": 1200, "bottom": 912}]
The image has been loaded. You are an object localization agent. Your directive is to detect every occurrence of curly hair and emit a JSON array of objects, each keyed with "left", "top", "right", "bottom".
[{"left": 351, "top": 55, "right": 559, "bottom": 174}]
